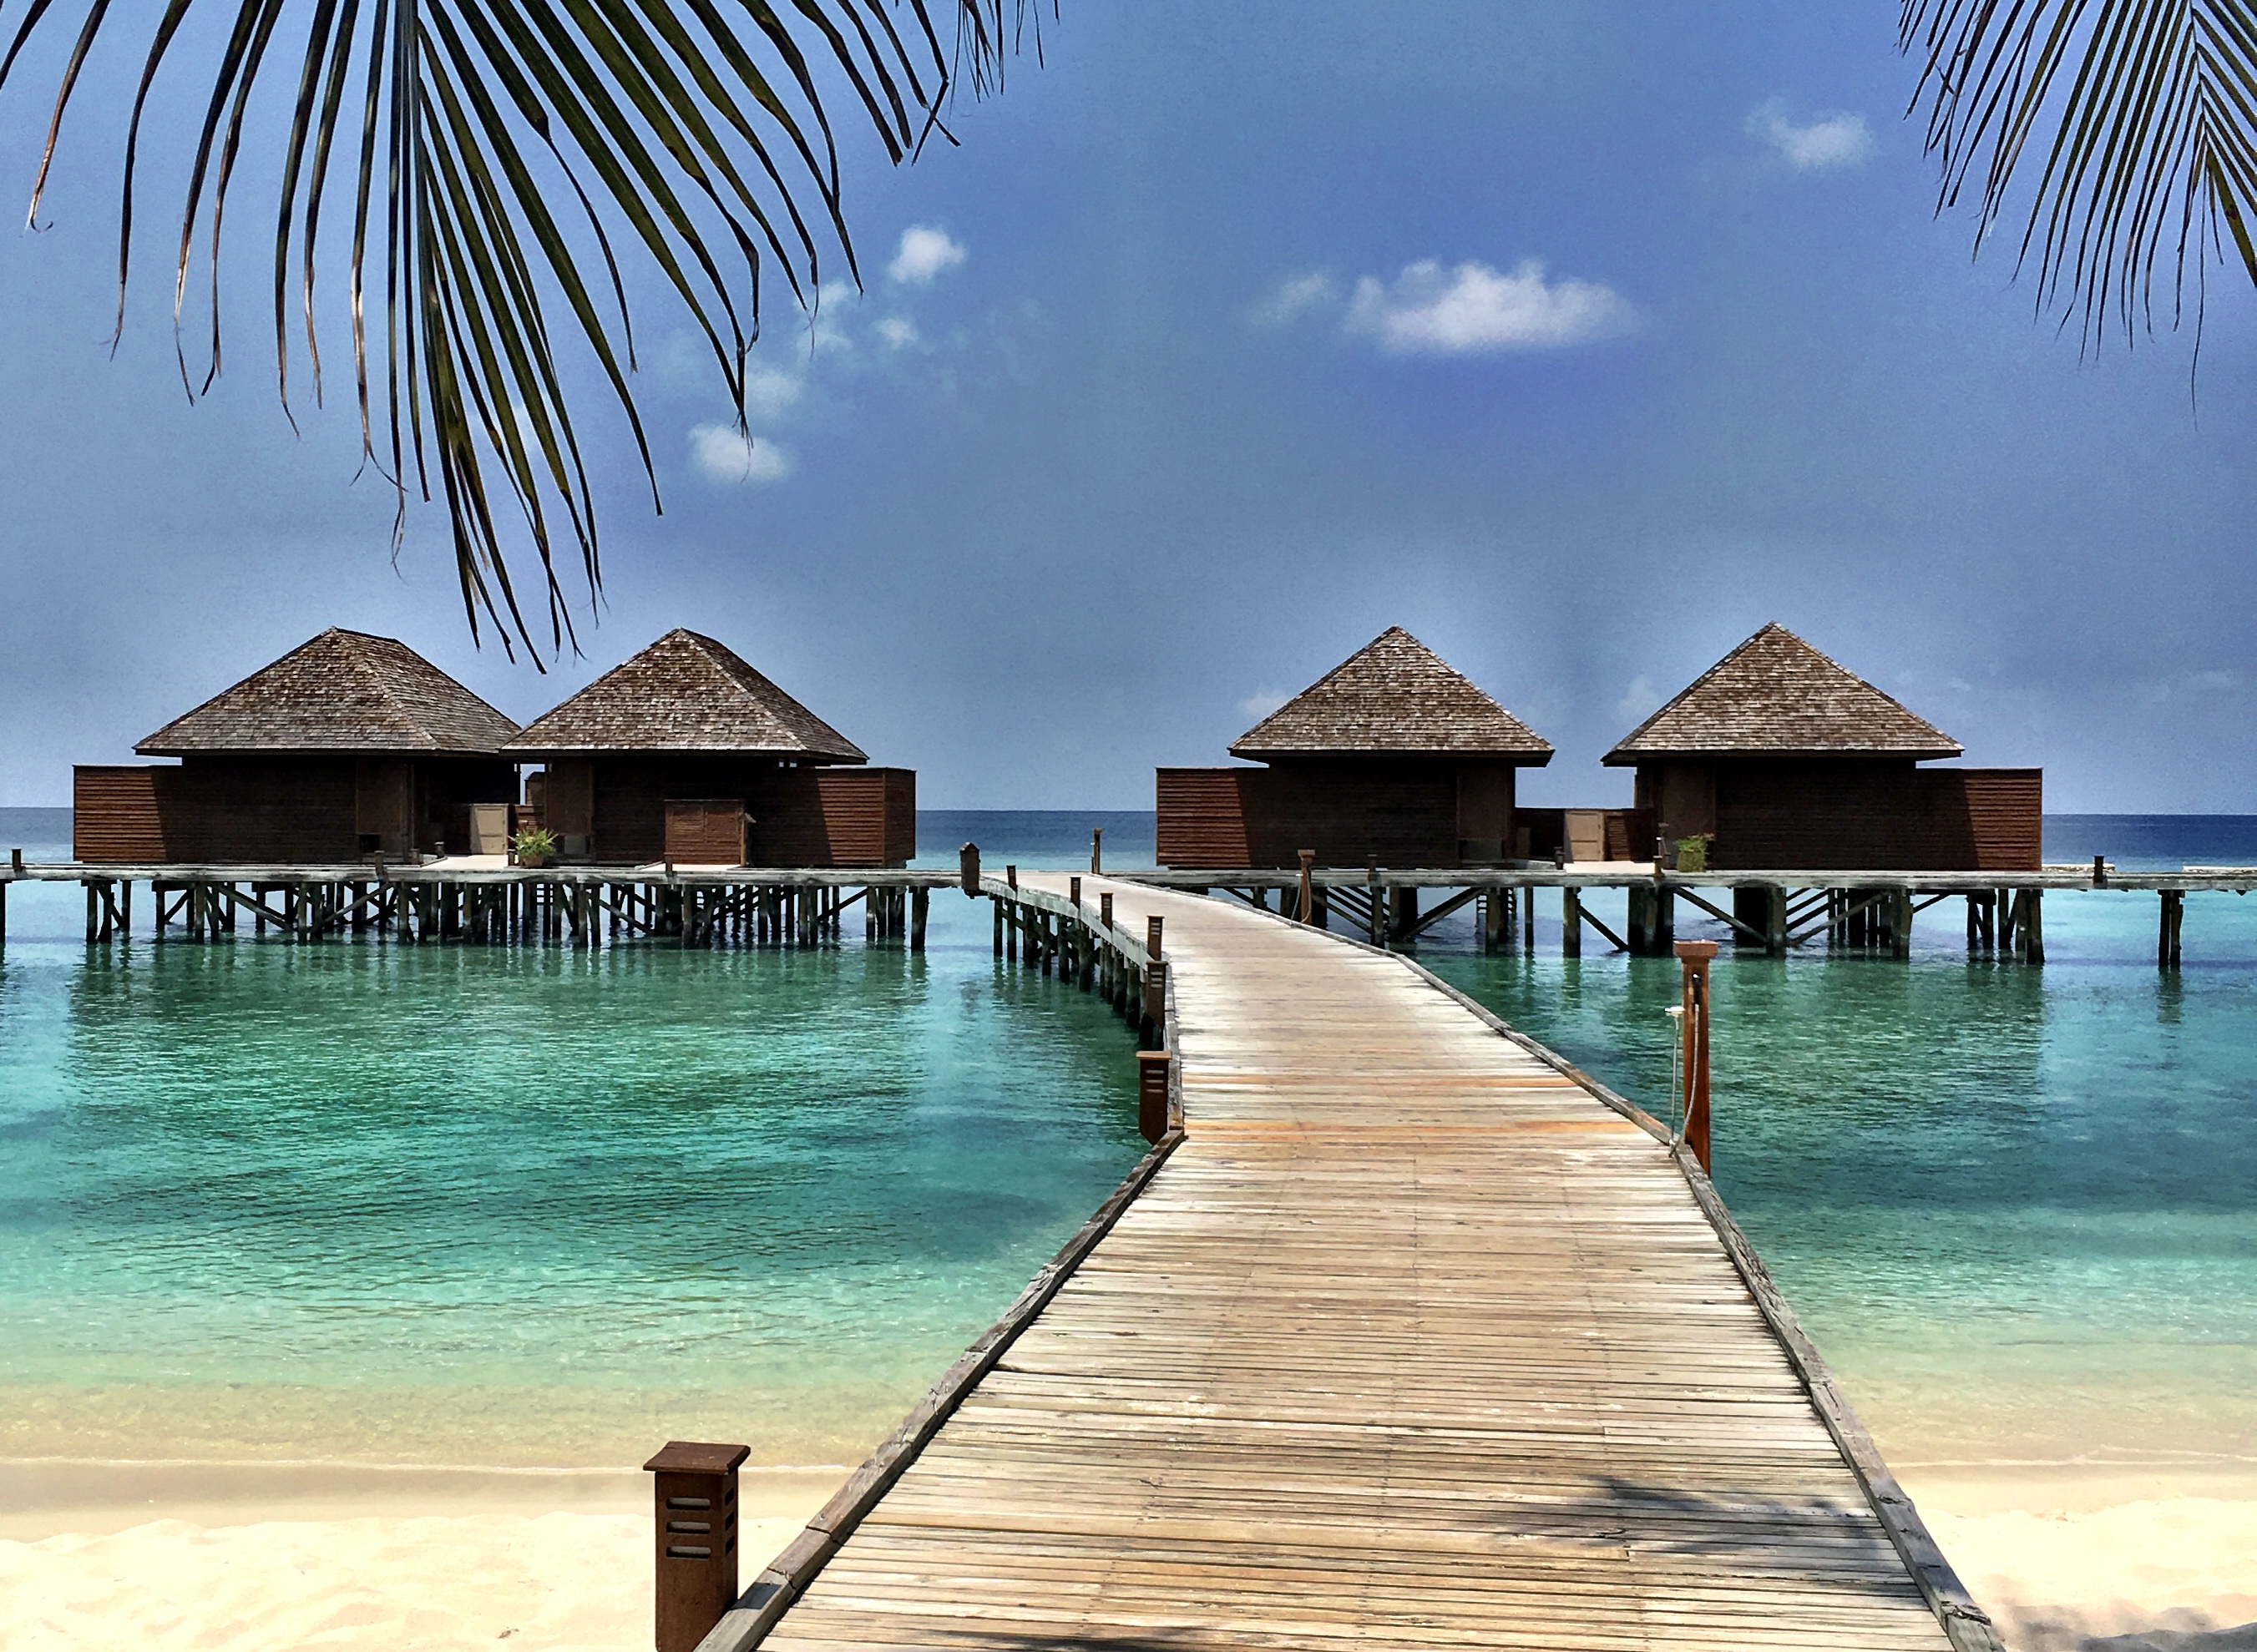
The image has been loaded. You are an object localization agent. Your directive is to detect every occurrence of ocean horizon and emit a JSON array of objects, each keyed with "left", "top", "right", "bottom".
[{"left": 9, "top": 806, "right": 2256, "bottom": 875}]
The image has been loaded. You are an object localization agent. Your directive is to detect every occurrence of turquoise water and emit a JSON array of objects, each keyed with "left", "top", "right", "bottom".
[
  {"left": 2, "top": 810, "right": 2251, "bottom": 1478},
  {"left": 1421, "top": 846, "right": 2257, "bottom": 1471},
  {"left": 0, "top": 832, "right": 1143, "bottom": 1468}
]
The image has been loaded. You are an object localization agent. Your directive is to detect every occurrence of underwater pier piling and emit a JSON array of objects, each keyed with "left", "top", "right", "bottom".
[
  {"left": 1110, "top": 862, "right": 2257, "bottom": 967},
  {"left": 5, "top": 863, "right": 956, "bottom": 952}
]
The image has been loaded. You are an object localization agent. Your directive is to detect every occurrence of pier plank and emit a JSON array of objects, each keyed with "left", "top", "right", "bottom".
[{"left": 740, "top": 877, "right": 1990, "bottom": 1651}]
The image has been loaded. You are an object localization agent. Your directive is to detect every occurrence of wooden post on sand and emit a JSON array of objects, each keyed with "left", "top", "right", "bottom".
[{"left": 643, "top": 1441, "right": 748, "bottom": 1652}]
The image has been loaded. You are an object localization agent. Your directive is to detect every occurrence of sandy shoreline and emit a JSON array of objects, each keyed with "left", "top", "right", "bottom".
[
  {"left": 1895, "top": 1465, "right": 2257, "bottom": 1651},
  {"left": 0, "top": 1461, "right": 845, "bottom": 1652},
  {"left": 3, "top": 1458, "right": 2253, "bottom": 1650}
]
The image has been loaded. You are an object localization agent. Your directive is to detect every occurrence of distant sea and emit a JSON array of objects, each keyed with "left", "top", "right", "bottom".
[{"left": 0, "top": 809, "right": 2249, "bottom": 1482}]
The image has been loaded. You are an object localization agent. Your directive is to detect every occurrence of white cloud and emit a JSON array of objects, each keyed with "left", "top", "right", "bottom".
[
  {"left": 1345, "top": 258, "right": 1635, "bottom": 354},
  {"left": 1748, "top": 100, "right": 1874, "bottom": 171},
  {"left": 2142, "top": 668, "right": 2241, "bottom": 705},
  {"left": 743, "top": 363, "right": 802, "bottom": 423},
  {"left": 1615, "top": 674, "right": 1659, "bottom": 721},
  {"left": 1238, "top": 688, "right": 1291, "bottom": 721},
  {"left": 889, "top": 225, "right": 965, "bottom": 285},
  {"left": 1253, "top": 271, "right": 1337, "bottom": 326},
  {"left": 876, "top": 316, "right": 919, "bottom": 349},
  {"left": 689, "top": 424, "right": 793, "bottom": 485}
]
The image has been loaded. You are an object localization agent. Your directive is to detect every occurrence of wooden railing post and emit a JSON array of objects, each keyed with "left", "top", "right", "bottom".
[
  {"left": 1297, "top": 850, "right": 1315, "bottom": 924},
  {"left": 1144, "top": 957, "right": 1167, "bottom": 1040},
  {"left": 1136, "top": 1049, "right": 1172, "bottom": 1143},
  {"left": 1146, "top": 914, "right": 1162, "bottom": 962},
  {"left": 643, "top": 1441, "right": 748, "bottom": 1652},
  {"left": 1674, "top": 940, "right": 1717, "bottom": 1174},
  {"left": 1091, "top": 827, "right": 1103, "bottom": 873},
  {"left": 959, "top": 842, "right": 980, "bottom": 897},
  {"left": 1100, "top": 891, "right": 1114, "bottom": 930},
  {"left": 1070, "top": 876, "right": 1082, "bottom": 907}
]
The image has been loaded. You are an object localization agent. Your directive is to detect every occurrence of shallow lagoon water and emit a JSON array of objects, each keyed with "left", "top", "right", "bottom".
[
  {"left": 1, "top": 810, "right": 2251, "bottom": 1483},
  {"left": 1423, "top": 817, "right": 2257, "bottom": 1473},
  {"left": 0, "top": 825, "right": 1143, "bottom": 1468}
]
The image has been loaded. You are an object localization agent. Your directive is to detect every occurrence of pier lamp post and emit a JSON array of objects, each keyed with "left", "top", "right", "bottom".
[{"left": 644, "top": 1440, "right": 749, "bottom": 1652}]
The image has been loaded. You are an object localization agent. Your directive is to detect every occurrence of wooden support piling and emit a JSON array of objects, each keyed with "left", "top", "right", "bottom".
[
  {"left": 2159, "top": 889, "right": 2184, "bottom": 970},
  {"left": 1561, "top": 887, "right": 1582, "bottom": 957},
  {"left": 1676, "top": 939, "right": 1717, "bottom": 1173}
]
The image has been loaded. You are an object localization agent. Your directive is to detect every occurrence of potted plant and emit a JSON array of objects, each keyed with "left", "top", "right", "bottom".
[
  {"left": 511, "top": 825, "right": 559, "bottom": 869},
  {"left": 1675, "top": 834, "right": 1713, "bottom": 874}
]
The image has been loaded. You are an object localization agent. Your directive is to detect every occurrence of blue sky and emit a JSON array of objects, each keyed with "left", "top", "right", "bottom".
[{"left": 1, "top": 2, "right": 2250, "bottom": 809}]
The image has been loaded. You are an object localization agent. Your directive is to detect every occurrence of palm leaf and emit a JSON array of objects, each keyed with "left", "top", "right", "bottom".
[
  {"left": 1903, "top": 0, "right": 2257, "bottom": 351},
  {"left": 0, "top": 1, "right": 1028, "bottom": 663}
]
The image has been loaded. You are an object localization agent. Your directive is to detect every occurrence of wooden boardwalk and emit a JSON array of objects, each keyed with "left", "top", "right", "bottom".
[{"left": 735, "top": 875, "right": 1996, "bottom": 1651}]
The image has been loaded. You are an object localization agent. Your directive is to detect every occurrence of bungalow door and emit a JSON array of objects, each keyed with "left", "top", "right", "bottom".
[
  {"left": 663, "top": 800, "right": 748, "bottom": 866},
  {"left": 354, "top": 760, "right": 415, "bottom": 858}
]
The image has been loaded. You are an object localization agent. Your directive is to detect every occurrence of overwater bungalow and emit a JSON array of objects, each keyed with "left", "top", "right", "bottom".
[
  {"left": 504, "top": 628, "right": 914, "bottom": 866},
  {"left": 1156, "top": 626, "right": 1554, "bottom": 868},
  {"left": 1605, "top": 622, "right": 2042, "bottom": 870},
  {"left": 73, "top": 629, "right": 519, "bottom": 863}
]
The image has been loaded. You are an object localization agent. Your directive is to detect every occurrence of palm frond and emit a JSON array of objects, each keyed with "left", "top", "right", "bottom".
[
  {"left": 1902, "top": 0, "right": 2257, "bottom": 351},
  {"left": 0, "top": 0, "right": 1030, "bottom": 663}
]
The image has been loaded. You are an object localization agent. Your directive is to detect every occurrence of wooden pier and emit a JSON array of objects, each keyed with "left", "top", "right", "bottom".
[
  {"left": 717, "top": 874, "right": 2000, "bottom": 1652},
  {"left": 5, "top": 851, "right": 2246, "bottom": 969},
  {"left": 1118, "top": 863, "right": 2257, "bottom": 967},
  {"left": 0, "top": 861, "right": 954, "bottom": 951}
]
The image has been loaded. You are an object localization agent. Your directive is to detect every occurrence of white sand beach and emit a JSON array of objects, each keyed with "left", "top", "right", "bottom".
[
  {"left": 1904, "top": 1468, "right": 2257, "bottom": 1651},
  {"left": 0, "top": 1463, "right": 842, "bottom": 1652},
  {"left": 3, "top": 1461, "right": 2252, "bottom": 1651}
]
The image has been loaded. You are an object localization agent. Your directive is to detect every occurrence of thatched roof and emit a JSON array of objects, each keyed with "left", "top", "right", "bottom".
[
  {"left": 137, "top": 629, "right": 518, "bottom": 756},
  {"left": 505, "top": 629, "right": 867, "bottom": 760},
  {"left": 1230, "top": 627, "right": 1553, "bottom": 763},
  {"left": 1605, "top": 624, "right": 1962, "bottom": 765}
]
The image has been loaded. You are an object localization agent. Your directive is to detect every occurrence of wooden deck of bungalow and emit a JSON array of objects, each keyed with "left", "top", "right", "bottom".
[{"left": 721, "top": 873, "right": 2000, "bottom": 1652}]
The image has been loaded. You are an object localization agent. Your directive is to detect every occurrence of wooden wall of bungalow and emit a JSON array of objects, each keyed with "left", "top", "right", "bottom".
[
  {"left": 74, "top": 756, "right": 517, "bottom": 864},
  {"left": 534, "top": 757, "right": 915, "bottom": 867},
  {"left": 1159, "top": 759, "right": 1552, "bottom": 868},
  {"left": 1158, "top": 762, "right": 1657, "bottom": 868},
  {"left": 1632, "top": 759, "right": 2042, "bottom": 871}
]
